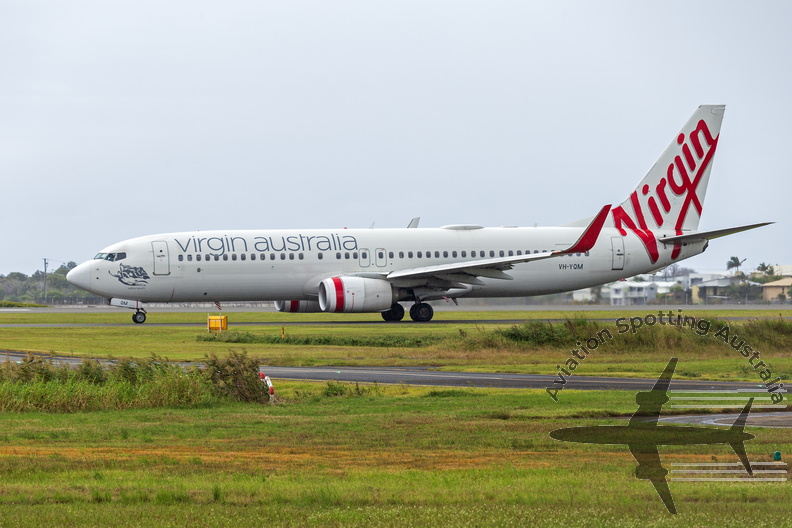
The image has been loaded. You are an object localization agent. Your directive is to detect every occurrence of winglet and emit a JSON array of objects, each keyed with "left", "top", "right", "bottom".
[{"left": 562, "top": 205, "right": 611, "bottom": 254}]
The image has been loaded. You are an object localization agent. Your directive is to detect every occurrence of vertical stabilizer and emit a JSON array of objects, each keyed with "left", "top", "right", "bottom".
[{"left": 608, "top": 105, "right": 725, "bottom": 262}]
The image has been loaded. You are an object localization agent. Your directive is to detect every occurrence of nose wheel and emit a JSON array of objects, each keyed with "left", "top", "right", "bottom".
[{"left": 132, "top": 311, "right": 147, "bottom": 324}]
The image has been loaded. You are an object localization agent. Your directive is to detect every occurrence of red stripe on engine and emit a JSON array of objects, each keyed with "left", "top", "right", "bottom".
[
  {"left": 332, "top": 277, "right": 345, "bottom": 312},
  {"left": 290, "top": 300, "right": 299, "bottom": 312}
]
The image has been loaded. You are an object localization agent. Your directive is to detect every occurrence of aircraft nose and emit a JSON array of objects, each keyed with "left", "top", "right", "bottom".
[{"left": 66, "top": 262, "right": 92, "bottom": 291}]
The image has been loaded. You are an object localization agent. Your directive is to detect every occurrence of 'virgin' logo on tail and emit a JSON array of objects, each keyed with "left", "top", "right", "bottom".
[{"left": 612, "top": 119, "right": 718, "bottom": 263}]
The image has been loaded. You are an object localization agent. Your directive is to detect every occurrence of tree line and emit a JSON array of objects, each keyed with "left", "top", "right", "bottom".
[{"left": 0, "top": 263, "right": 105, "bottom": 305}]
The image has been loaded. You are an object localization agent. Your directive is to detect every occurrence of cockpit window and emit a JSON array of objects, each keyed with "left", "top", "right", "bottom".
[{"left": 94, "top": 252, "right": 127, "bottom": 262}]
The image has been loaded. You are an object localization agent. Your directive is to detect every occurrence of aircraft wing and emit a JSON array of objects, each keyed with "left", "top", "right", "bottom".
[
  {"left": 729, "top": 398, "right": 755, "bottom": 475},
  {"left": 658, "top": 222, "right": 772, "bottom": 245},
  {"left": 385, "top": 205, "right": 611, "bottom": 284},
  {"left": 630, "top": 443, "right": 677, "bottom": 514},
  {"left": 630, "top": 358, "right": 677, "bottom": 426}
]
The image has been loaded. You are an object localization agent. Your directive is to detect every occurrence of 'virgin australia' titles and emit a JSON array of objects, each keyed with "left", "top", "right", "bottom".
[{"left": 173, "top": 233, "right": 359, "bottom": 256}]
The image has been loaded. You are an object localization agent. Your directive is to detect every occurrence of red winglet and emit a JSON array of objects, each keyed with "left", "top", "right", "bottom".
[{"left": 563, "top": 205, "right": 611, "bottom": 254}]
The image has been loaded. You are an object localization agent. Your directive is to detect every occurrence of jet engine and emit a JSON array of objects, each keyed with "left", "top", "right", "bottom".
[
  {"left": 274, "top": 300, "right": 322, "bottom": 313},
  {"left": 318, "top": 277, "right": 395, "bottom": 313}
]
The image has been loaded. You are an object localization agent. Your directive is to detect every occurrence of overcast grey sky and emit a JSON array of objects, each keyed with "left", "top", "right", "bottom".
[{"left": 1, "top": 1, "right": 789, "bottom": 276}]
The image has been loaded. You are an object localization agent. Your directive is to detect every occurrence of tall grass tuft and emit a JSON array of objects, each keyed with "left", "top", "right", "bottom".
[
  {"left": 202, "top": 350, "right": 270, "bottom": 403},
  {"left": 495, "top": 318, "right": 600, "bottom": 347},
  {"left": 0, "top": 351, "right": 269, "bottom": 412},
  {"left": 197, "top": 331, "right": 442, "bottom": 347}
]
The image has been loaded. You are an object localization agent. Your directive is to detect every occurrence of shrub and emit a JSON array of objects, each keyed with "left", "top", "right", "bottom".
[{"left": 201, "top": 350, "right": 269, "bottom": 403}]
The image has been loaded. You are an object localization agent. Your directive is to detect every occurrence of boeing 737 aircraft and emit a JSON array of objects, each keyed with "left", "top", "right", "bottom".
[{"left": 68, "top": 105, "right": 770, "bottom": 323}]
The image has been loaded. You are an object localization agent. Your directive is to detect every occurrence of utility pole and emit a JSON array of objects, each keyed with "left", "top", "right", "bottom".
[
  {"left": 42, "top": 258, "right": 49, "bottom": 305},
  {"left": 42, "top": 258, "right": 67, "bottom": 305}
]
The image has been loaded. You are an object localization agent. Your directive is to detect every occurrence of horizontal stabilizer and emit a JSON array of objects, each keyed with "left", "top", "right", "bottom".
[{"left": 658, "top": 222, "right": 773, "bottom": 245}]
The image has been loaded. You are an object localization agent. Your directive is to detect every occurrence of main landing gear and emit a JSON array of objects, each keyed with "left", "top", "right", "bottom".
[
  {"left": 409, "top": 302, "right": 434, "bottom": 322},
  {"left": 381, "top": 303, "right": 405, "bottom": 322},
  {"left": 380, "top": 302, "right": 434, "bottom": 322}
]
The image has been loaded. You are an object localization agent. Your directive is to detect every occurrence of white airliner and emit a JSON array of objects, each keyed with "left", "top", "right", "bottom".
[{"left": 68, "top": 105, "right": 769, "bottom": 323}]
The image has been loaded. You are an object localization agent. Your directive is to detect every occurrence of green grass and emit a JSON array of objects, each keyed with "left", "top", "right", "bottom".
[
  {"left": 2, "top": 308, "right": 791, "bottom": 325},
  {"left": 0, "top": 384, "right": 788, "bottom": 526},
  {"left": 1, "top": 309, "right": 790, "bottom": 526},
  {"left": 2, "top": 312, "right": 791, "bottom": 382}
]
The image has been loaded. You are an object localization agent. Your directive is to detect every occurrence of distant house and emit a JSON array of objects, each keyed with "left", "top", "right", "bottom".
[
  {"left": 610, "top": 281, "right": 658, "bottom": 306},
  {"left": 691, "top": 278, "right": 735, "bottom": 304},
  {"left": 761, "top": 278, "right": 792, "bottom": 302}
]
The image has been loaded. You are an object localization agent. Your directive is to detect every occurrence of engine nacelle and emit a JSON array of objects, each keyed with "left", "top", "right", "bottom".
[
  {"left": 274, "top": 300, "right": 322, "bottom": 313},
  {"left": 318, "top": 277, "right": 395, "bottom": 313}
]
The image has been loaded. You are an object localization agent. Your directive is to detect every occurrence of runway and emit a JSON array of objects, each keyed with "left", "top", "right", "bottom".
[
  {"left": 0, "top": 350, "right": 765, "bottom": 392},
  {"left": 257, "top": 365, "right": 770, "bottom": 392}
]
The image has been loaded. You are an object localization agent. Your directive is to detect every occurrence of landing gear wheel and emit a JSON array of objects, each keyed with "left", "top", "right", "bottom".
[
  {"left": 409, "top": 302, "right": 434, "bottom": 322},
  {"left": 132, "top": 311, "right": 147, "bottom": 324},
  {"left": 381, "top": 303, "right": 405, "bottom": 322}
]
